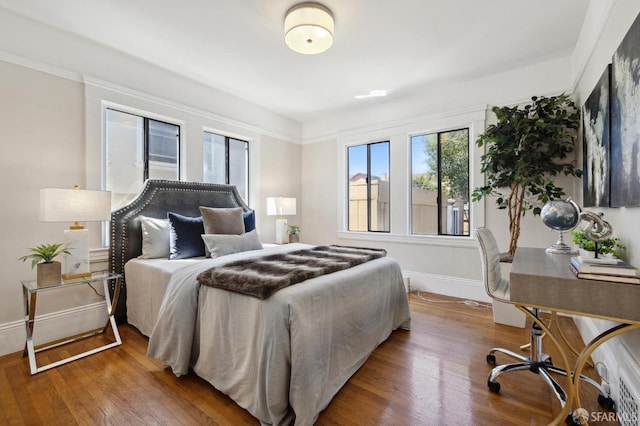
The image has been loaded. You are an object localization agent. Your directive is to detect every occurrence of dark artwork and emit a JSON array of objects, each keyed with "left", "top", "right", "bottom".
[
  {"left": 611, "top": 12, "right": 640, "bottom": 207},
  {"left": 582, "top": 65, "right": 610, "bottom": 207}
]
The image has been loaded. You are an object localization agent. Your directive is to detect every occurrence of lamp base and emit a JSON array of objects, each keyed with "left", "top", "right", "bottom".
[
  {"left": 63, "top": 228, "right": 91, "bottom": 278},
  {"left": 275, "top": 218, "right": 288, "bottom": 244}
]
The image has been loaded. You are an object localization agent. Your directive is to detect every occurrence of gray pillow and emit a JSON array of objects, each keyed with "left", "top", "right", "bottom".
[
  {"left": 139, "top": 216, "right": 171, "bottom": 259},
  {"left": 201, "top": 230, "right": 262, "bottom": 258},
  {"left": 200, "top": 206, "right": 245, "bottom": 235}
]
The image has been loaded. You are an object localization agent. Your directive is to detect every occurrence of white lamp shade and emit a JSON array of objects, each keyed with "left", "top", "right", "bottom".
[
  {"left": 40, "top": 188, "right": 112, "bottom": 222},
  {"left": 284, "top": 2, "right": 334, "bottom": 54},
  {"left": 266, "top": 197, "right": 297, "bottom": 216}
]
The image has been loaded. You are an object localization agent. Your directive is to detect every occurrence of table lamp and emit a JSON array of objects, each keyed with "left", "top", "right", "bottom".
[
  {"left": 266, "top": 197, "right": 296, "bottom": 244},
  {"left": 40, "top": 186, "right": 112, "bottom": 279}
]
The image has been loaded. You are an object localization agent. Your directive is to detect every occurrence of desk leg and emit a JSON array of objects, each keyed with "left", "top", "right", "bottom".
[
  {"left": 572, "top": 323, "right": 640, "bottom": 420},
  {"left": 552, "top": 311, "right": 594, "bottom": 368},
  {"left": 517, "top": 305, "right": 575, "bottom": 426}
]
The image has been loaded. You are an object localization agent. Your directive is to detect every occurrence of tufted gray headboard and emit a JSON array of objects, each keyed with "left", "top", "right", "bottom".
[{"left": 109, "top": 179, "right": 251, "bottom": 322}]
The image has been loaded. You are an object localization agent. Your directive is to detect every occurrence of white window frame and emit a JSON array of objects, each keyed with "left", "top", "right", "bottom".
[{"left": 336, "top": 106, "right": 486, "bottom": 248}]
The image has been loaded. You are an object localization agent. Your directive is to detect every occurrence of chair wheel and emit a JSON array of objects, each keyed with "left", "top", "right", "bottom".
[
  {"left": 486, "top": 354, "right": 496, "bottom": 365},
  {"left": 488, "top": 380, "right": 500, "bottom": 393},
  {"left": 598, "top": 394, "right": 615, "bottom": 410},
  {"left": 545, "top": 356, "right": 553, "bottom": 365},
  {"left": 565, "top": 414, "right": 580, "bottom": 425}
]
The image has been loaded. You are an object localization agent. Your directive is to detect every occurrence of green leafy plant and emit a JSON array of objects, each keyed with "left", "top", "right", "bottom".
[
  {"left": 288, "top": 225, "right": 300, "bottom": 235},
  {"left": 472, "top": 93, "right": 582, "bottom": 260},
  {"left": 19, "top": 243, "right": 70, "bottom": 269},
  {"left": 570, "top": 228, "right": 625, "bottom": 257}
]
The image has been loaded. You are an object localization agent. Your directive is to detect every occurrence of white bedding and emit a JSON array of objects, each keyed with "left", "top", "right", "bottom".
[
  {"left": 125, "top": 257, "right": 203, "bottom": 336},
  {"left": 138, "top": 243, "right": 410, "bottom": 425}
]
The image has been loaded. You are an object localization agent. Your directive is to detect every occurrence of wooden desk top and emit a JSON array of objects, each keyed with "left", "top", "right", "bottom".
[{"left": 509, "top": 247, "right": 640, "bottom": 323}]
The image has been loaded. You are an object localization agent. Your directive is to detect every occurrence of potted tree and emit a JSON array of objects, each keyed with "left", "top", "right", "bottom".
[
  {"left": 472, "top": 93, "right": 582, "bottom": 261},
  {"left": 19, "top": 243, "right": 70, "bottom": 286}
]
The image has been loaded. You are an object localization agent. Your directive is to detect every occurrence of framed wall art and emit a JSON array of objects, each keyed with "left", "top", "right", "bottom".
[
  {"left": 611, "top": 13, "right": 640, "bottom": 207},
  {"left": 582, "top": 64, "right": 611, "bottom": 207}
]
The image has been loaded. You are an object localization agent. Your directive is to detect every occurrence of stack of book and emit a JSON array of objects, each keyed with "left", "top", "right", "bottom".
[{"left": 569, "top": 256, "right": 640, "bottom": 284}]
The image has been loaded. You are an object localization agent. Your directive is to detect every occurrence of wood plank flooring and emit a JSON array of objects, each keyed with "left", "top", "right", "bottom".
[{"left": 0, "top": 292, "right": 614, "bottom": 425}]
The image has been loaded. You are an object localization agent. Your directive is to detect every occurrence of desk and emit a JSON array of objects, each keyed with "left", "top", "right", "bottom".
[
  {"left": 22, "top": 271, "right": 122, "bottom": 374},
  {"left": 509, "top": 247, "right": 640, "bottom": 425}
]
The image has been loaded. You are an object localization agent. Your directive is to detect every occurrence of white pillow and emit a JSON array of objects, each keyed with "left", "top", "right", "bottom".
[
  {"left": 201, "top": 230, "right": 262, "bottom": 259},
  {"left": 139, "top": 216, "right": 171, "bottom": 259}
]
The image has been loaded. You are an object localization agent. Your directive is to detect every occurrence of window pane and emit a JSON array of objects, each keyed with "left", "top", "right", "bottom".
[
  {"left": 348, "top": 145, "right": 367, "bottom": 231},
  {"left": 148, "top": 119, "right": 179, "bottom": 181},
  {"left": 411, "top": 134, "right": 438, "bottom": 234},
  {"left": 440, "top": 129, "right": 469, "bottom": 236},
  {"left": 203, "top": 132, "right": 226, "bottom": 184},
  {"left": 229, "top": 138, "right": 249, "bottom": 201},
  {"left": 348, "top": 142, "right": 390, "bottom": 232},
  {"left": 203, "top": 132, "right": 249, "bottom": 202},
  {"left": 105, "top": 109, "right": 144, "bottom": 210},
  {"left": 369, "top": 142, "right": 390, "bottom": 232},
  {"left": 411, "top": 129, "right": 469, "bottom": 236}
]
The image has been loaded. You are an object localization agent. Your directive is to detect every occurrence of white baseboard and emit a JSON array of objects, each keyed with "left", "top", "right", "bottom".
[
  {"left": 0, "top": 302, "right": 108, "bottom": 357},
  {"left": 403, "top": 270, "right": 490, "bottom": 303}
]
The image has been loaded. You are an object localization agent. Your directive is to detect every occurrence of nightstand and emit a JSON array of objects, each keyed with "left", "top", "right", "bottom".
[{"left": 22, "top": 270, "right": 122, "bottom": 374}]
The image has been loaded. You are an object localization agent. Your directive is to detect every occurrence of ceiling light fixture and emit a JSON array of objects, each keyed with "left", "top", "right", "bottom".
[
  {"left": 284, "top": 2, "right": 334, "bottom": 55},
  {"left": 354, "top": 90, "right": 388, "bottom": 99}
]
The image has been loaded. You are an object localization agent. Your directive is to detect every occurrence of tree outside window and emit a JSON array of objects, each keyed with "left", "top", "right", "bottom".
[{"left": 411, "top": 128, "right": 469, "bottom": 236}]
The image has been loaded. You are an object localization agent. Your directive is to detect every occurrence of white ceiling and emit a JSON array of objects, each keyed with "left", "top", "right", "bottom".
[{"left": 0, "top": 0, "right": 589, "bottom": 124}]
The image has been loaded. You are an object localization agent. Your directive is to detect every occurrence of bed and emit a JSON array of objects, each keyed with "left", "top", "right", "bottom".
[{"left": 109, "top": 179, "right": 411, "bottom": 425}]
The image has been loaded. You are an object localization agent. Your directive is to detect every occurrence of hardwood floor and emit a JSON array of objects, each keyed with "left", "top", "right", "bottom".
[{"left": 0, "top": 292, "right": 613, "bottom": 425}]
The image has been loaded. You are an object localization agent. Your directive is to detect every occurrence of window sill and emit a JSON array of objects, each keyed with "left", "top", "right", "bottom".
[{"left": 336, "top": 231, "right": 477, "bottom": 248}]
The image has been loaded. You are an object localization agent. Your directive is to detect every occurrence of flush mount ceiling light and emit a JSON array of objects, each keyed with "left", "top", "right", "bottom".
[
  {"left": 284, "top": 2, "right": 334, "bottom": 55},
  {"left": 354, "top": 90, "right": 388, "bottom": 99}
]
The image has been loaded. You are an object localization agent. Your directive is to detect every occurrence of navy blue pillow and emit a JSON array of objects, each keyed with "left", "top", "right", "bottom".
[
  {"left": 243, "top": 210, "right": 256, "bottom": 232},
  {"left": 168, "top": 212, "right": 205, "bottom": 259}
]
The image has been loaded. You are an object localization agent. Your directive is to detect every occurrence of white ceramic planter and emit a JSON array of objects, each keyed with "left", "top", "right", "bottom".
[{"left": 492, "top": 262, "right": 526, "bottom": 328}]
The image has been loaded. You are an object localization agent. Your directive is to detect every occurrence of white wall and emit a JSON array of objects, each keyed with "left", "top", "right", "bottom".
[
  {"left": 301, "top": 57, "right": 580, "bottom": 301},
  {"left": 0, "top": 31, "right": 302, "bottom": 355},
  {"left": 570, "top": 0, "right": 640, "bottom": 406}
]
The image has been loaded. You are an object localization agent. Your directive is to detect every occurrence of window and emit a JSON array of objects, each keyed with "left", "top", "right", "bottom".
[
  {"left": 105, "top": 108, "right": 180, "bottom": 210},
  {"left": 411, "top": 128, "right": 469, "bottom": 236},
  {"left": 203, "top": 131, "right": 249, "bottom": 201},
  {"left": 347, "top": 141, "right": 390, "bottom": 232}
]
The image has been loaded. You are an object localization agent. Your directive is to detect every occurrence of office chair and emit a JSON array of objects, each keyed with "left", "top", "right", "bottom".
[{"left": 474, "top": 227, "right": 613, "bottom": 419}]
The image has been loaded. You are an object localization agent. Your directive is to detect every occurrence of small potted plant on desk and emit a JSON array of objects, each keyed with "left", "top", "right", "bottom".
[
  {"left": 288, "top": 225, "right": 300, "bottom": 243},
  {"left": 19, "top": 243, "right": 70, "bottom": 286},
  {"left": 570, "top": 228, "right": 625, "bottom": 259}
]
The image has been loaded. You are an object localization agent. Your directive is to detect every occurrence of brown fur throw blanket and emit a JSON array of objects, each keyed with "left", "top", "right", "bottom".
[{"left": 197, "top": 245, "right": 387, "bottom": 299}]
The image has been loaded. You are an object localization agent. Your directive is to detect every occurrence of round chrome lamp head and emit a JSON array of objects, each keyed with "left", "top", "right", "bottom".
[{"left": 284, "top": 2, "right": 334, "bottom": 55}]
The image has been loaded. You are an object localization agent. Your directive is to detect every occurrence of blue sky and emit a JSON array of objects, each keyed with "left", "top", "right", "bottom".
[{"left": 348, "top": 137, "right": 430, "bottom": 178}]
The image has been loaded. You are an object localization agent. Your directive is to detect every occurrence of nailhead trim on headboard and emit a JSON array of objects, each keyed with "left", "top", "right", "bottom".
[{"left": 109, "top": 179, "right": 251, "bottom": 322}]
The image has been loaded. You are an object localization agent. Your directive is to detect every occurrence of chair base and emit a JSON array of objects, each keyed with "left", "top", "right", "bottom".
[{"left": 486, "top": 318, "right": 614, "bottom": 419}]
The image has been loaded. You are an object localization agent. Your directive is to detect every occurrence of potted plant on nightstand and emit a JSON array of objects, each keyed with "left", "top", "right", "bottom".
[
  {"left": 472, "top": 93, "right": 582, "bottom": 262},
  {"left": 19, "top": 243, "right": 70, "bottom": 286},
  {"left": 288, "top": 225, "right": 300, "bottom": 243}
]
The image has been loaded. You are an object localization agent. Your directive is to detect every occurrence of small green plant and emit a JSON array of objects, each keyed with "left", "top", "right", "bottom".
[
  {"left": 19, "top": 243, "right": 70, "bottom": 269},
  {"left": 288, "top": 225, "right": 300, "bottom": 235},
  {"left": 570, "top": 228, "right": 625, "bottom": 257}
]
